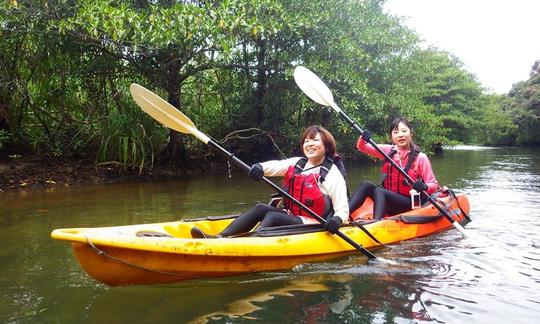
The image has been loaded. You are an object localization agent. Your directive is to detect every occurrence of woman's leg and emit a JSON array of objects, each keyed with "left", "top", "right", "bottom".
[
  {"left": 348, "top": 181, "right": 378, "bottom": 213},
  {"left": 219, "top": 203, "right": 283, "bottom": 237},
  {"left": 259, "top": 211, "right": 303, "bottom": 228},
  {"left": 372, "top": 188, "right": 410, "bottom": 220}
]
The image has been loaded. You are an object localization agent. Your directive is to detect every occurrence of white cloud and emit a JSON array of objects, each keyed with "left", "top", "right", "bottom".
[{"left": 384, "top": 0, "right": 540, "bottom": 93}]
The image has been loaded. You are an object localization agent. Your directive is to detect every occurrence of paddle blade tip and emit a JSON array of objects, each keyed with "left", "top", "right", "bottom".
[
  {"left": 292, "top": 66, "right": 338, "bottom": 110},
  {"left": 129, "top": 83, "right": 144, "bottom": 94}
]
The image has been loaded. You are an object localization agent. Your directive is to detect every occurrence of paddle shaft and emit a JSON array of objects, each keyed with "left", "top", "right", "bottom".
[
  {"left": 335, "top": 110, "right": 467, "bottom": 236},
  {"left": 207, "top": 139, "right": 378, "bottom": 259}
]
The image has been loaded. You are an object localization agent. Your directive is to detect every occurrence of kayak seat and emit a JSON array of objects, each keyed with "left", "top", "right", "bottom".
[
  {"left": 240, "top": 223, "right": 327, "bottom": 237},
  {"left": 238, "top": 221, "right": 361, "bottom": 237},
  {"left": 388, "top": 214, "right": 443, "bottom": 224}
]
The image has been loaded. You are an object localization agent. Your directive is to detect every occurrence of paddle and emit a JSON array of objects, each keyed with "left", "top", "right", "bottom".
[
  {"left": 129, "top": 83, "right": 393, "bottom": 263},
  {"left": 293, "top": 66, "right": 468, "bottom": 237}
]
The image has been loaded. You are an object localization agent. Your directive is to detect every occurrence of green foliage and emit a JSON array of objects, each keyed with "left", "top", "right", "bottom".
[
  {"left": 504, "top": 73, "right": 540, "bottom": 145},
  {"left": 95, "top": 104, "right": 167, "bottom": 173},
  {"left": 0, "top": 0, "right": 528, "bottom": 172},
  {"left": 0, "top": 129, "right": 10, "bottom": 150},
  {"left": 471, "top": 94, "right": 516, "bottom": 146}
]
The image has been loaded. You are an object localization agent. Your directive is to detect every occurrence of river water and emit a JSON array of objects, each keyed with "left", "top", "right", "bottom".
[{"left": 1, "top": 146, "right": 539, "bottom": 323}]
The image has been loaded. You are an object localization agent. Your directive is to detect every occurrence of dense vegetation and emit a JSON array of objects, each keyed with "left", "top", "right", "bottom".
[{"left": 0, "top": 0, "right": 537, "bottom": 173}]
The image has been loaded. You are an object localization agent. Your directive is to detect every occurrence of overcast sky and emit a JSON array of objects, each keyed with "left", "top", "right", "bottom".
[{"left": 384, "top": 0, "right": 540, "bottom": 94}]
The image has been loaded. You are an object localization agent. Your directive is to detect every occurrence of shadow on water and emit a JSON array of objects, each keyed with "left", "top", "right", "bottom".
[{"left": 2, "top": 146, "right": 540, "bottom": 323}]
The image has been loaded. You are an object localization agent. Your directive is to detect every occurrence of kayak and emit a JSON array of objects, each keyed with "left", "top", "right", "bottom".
[{"left": 51, "top": 192, "right": 470, "bottom": 286}]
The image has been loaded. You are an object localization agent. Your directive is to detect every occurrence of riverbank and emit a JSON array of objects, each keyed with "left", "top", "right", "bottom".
[
  {"left": 0, "top": 156, "right": 196, "bottom": 192},
  {"left": 0, "top": 153, "right": 370, "bottom": 193}
]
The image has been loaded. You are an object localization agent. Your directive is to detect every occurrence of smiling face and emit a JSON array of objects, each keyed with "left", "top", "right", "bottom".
[
  {"left": 299, "top": 126, "right": 336, "bottom": 165},
  {"left": 303, "top": 132, "right": 327, "bottom": 165},
  {"left": 391, "top": 122, "right": 413, "bottom": 149}
]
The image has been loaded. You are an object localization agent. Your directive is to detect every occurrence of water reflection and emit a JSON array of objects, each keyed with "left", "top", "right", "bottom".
[{"left": 81, "top": 269, "right": 441, "bottom": 324}]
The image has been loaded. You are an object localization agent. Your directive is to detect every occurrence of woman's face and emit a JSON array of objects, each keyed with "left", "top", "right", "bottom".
[
  {"left": 391, "top": 122, "right": 413, "bottom": 149},
  {"left": 303, "top": 132, "right": 326, "bottom": 164}
]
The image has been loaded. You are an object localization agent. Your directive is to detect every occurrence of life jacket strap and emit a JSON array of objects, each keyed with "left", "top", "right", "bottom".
[
  {"left": 292, "top": 156, "right": 334, "bottom": 183},
  {"left": 381, "top": 145, "right": 421, "bottom": 188}
]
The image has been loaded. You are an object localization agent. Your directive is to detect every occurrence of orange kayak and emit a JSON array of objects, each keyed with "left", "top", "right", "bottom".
[{"left": 51, "top": 193, "right": 470, "bottom": 286}]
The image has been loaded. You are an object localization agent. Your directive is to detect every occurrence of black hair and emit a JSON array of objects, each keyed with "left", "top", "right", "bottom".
[{"left": 389, "top": 117, "right": 414, "bottom": 135}]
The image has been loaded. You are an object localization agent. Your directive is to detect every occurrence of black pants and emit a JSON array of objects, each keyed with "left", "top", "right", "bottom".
[
  {"left": 348, "top": 181, "right": 411, "bottom": 220},
  {"left": 219, "top": 203, "right": 303, "bottom": 237}
]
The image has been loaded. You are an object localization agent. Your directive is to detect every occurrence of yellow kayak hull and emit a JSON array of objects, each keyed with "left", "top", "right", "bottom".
[{"left": 51, "top": 194, "right": 470, "bottom": 286}]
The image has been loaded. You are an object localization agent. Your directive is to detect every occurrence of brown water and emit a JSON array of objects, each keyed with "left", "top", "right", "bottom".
[{"left": 1, "top": 146, "right": 539, "bottom": 323}]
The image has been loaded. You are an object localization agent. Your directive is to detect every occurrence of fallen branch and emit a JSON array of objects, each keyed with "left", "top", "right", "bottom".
[{"left": 218, "top": 128, "right": 285, "bottom": 158}]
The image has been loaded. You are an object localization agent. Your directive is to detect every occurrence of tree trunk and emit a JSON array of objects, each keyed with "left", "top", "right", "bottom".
[
  {"left": 321, "top": 108, "right": 331, "bottom": 128},
  {"left": 157, "top": 76, "right": 189, "bottom": 172},
  {"left": 254, "top": 38, "right": 267, "bottom": 125}
]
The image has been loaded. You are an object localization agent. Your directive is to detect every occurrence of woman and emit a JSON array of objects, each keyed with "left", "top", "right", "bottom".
[
  {"left": 349, "top": 117, "right": 442, "bottom": 220},
  {"left": 191, "top": 125, "right": 349, "bottom": 238}
]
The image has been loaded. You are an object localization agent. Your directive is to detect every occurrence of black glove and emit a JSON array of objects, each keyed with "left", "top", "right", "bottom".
[
  {"left": 249, "top": 163, "right": 264, "bottom": 180},
  {"left": 325, "top": 216, "right": 343, "bottom": 234},
  {"left": 361, "top": 130, "right": 372, "bottom": 142},
  {"left": 413, "top": 179, "right": 428, "bottom": 192}
]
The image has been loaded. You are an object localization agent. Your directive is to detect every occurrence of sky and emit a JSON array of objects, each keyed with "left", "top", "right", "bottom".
[{"left": 383, "top": 0, "right": 540, "bottom": 94}]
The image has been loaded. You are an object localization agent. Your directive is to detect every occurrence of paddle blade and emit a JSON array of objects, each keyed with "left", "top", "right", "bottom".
[
  {"left": 293, "top": 66, "right": 340, "bottom": 112},
  {"left": 130, "top": 83, "right": 210, "bottom": 143}
]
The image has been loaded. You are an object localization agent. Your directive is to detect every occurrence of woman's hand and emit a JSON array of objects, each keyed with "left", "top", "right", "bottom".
[
  {"left": 249, "top": 163, "right": 264, "bottom": 180},
  {"left": 361, "top": 130, "right": 372, "bottom": 142},
  {"left": 325, "top": 216, "right": 343, "bottom": 234},
  {"left": 413, "top": 179, "right": 428, "bottom": 192}
]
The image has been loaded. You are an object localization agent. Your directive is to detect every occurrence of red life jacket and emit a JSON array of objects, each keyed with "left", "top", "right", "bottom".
[
  {"left": 380, "top": 145, "right": 421, "bottom": 197},
  {"left": 282, "top": 157, "right": 334, "bottom": 219}
]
